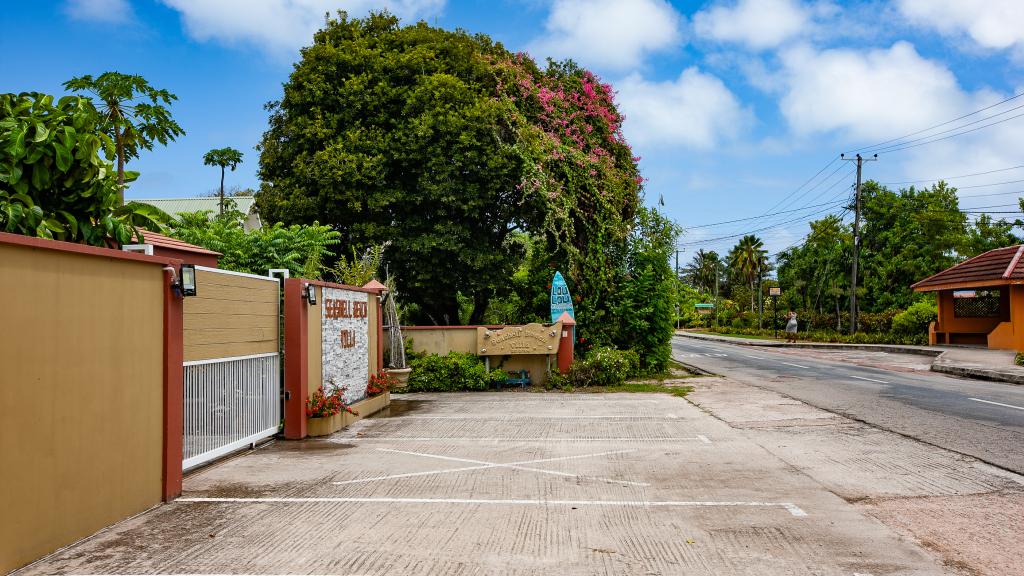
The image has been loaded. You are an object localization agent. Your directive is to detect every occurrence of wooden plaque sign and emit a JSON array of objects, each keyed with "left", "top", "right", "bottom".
[{"left": 477, "top": 322, "right": 562, "bottom": 356}]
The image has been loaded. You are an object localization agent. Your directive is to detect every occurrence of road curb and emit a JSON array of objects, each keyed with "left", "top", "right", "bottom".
[
  {"left": 675, "top": 331, "right": 1024, "bottom": 386},
  {"left": 930, "top": 362, "right": 1024, "bottom": 385}
]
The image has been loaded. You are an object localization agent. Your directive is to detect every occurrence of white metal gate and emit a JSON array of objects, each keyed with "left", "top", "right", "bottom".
[
  {"left": 182, "top": 266, "right": 282, "bottom": 471},
  {"left": 183, "top": 353, "right": 280, "bottom": 470}
]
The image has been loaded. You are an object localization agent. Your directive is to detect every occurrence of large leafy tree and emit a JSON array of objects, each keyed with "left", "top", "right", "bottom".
[
  {"left": 859, "top": 180, "right": 966, "bottom": 311},
  {"left": 64, "top": 72, "right": 184, "bottom": 203},
  {"left": 962, "top": 213, "right": 1021, "bottom": 257},
  {"left": 0, "top": 92, "right": 167, "bottom": 245},
  {"left": 203, "top": 147, "right": 244, "bottom": 215},
  {"left": 728, "top": 234, "right": 767, "bottom": 312},
  {"left": 257, "top": 12, "right": 640, "bottom": 325}
]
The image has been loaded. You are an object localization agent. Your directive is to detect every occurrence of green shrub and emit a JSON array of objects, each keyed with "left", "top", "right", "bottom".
[
  {"left": 1016, "top": 352, "right": 1024, "bottom": 367},
  {"left": 560, "top": 346, "right": 641, "bottom": 388},
  {"left": 892, "top": 301, "right": 937, "bottom": 337},
  {"left": 407, "top": 352, "right": 507, "bottom": 392}
]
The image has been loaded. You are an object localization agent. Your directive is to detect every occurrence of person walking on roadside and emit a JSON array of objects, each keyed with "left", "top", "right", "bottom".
[{"left": 785, "top": 309, "right": 798, "bottom": 343}]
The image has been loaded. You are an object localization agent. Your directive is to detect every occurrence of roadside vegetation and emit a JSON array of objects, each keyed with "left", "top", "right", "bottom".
[{"left": 675, "top": 181, "right": 1018, "bottom": 345}]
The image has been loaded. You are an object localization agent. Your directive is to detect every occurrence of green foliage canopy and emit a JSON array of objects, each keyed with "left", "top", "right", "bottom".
[
  {"left": 0, "top": 92, "right": 167, "bottom": 245},
  {"left": 169, "top": 208, "right": 341, "bottom": 278},
  {"left": 257, "top": 12, "right": 641, "bottom": 327}
]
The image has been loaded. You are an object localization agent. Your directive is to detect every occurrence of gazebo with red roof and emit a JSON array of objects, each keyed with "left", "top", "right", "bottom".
[{"left": 912, "top": 245, "right": 1024, "bottom": 350}]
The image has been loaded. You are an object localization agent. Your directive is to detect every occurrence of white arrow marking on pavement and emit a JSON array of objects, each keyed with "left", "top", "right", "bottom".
[{"left": 969, "top": 397, "right": 1024, "bottom": 411}]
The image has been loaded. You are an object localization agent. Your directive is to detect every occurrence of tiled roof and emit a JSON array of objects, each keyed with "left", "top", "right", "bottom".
[
  {"left": 912, "top": 245, "right": 1024, "bottom": 290},
  {"left": 135, "top": 197, "right": 257, "bottom": 217},
  {"left": 131, "top": 230, "right": 221, "bottom": 256}
]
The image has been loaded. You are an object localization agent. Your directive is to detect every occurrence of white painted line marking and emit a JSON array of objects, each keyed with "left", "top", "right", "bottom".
[
  {"left": 849, "top": 375, "right": 890, "bottom": 384},
  {"left": 332, "top": 448, "right": 651, "bottom": 487},
  {"left": 781, "top": 362, "right": 810, "bottom": 369},
  {"left": 969, "top": 397, "right": 1024, "bottom": 411},
  {"left": 178, "top": 497, "right": 807, "bottom": 516},
  {"left": 744, "top": 355, "right": 766, "bottom": 360},
  {"left": 696, "top": 435, "right": 711, "bottom": 444}
]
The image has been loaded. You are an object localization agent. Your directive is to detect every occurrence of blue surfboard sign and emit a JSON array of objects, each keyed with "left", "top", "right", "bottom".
[{"left": 550, "top": 271, "right": 575, "bottom": 322}]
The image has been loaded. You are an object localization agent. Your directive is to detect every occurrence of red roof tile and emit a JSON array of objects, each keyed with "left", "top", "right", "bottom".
[
  {"left": 131, "top": 230, "right": 221, "bottom": 256},
  {"left": 912, "top": 245, "right": 1024, "bottom": 290}
]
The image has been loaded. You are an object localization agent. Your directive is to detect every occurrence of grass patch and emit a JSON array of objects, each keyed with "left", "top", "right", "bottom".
[
  {"left": 689, "top": 330, "right": 778, "bottom": 341},
  {"left": 604, "top": 382, "right": 693, "bottom": 398}
]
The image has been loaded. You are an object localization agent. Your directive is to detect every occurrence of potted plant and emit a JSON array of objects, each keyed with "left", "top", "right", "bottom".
[{"left": 382, "top": 279, "right": 411, "bottom": 388}]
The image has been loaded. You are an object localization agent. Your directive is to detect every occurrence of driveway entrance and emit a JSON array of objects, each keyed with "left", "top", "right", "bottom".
[{"left": 20, "top": 392, "right": 950, "bottom": 575}]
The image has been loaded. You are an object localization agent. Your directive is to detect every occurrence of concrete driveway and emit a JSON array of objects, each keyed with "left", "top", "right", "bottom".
[{"left": 20, "top": 391, "right": 953, "bottom": 575}]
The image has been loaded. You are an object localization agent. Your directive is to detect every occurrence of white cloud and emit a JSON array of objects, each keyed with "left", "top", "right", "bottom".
[
  {"left": 617, "top": 68, "right": 751, "bottom": 149},
  {"left": 160, "top": 0, "right": 445, "bottom": 53},
  {"left": 693, "top": 0, "right": 811, "bottom": 50},
  {"left": 897, "top": 0, "right": 1024, "bottom": 51},
  {"left": 778, "top": 42, "right": 975, "bottom": 141},
  {"left": 774, "top": 41, "right": 1024, "bottom": 207},
  {"left": 64, "top": 0, "right": 133, "bottom": 23},
  {"left": 527, "top": 0, "right": 682, "bottom": 71}
]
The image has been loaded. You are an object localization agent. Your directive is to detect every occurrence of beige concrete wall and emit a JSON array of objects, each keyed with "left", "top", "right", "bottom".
[
  {"left": 405, "top": 327, "right": 554, "bottom": 385},
  {"left": 0, "top": 243, "right": 165, "bottom": 574},
  {"left": 184, "top": 269, "right": 279, "bottom": 362},
  {"left": 406, "top": 327, "right": 479, "bottom": 355}
]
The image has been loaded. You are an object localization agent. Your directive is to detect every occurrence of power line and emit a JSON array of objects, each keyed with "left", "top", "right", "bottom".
[
  {"left": 867, "top": 102, "right": 1024, "bottom": 155},
  {"left": 757, "top": 155, "right": 841, "bottom": 216},
  {"left": 679, "top": 204, "right": 845, "bottom": 246},
  {"left": 880, "top": 164, "right": 1024, "bottom": 186},
  {"left": 681, "top": 199, "right": 846, "bottom": 229},
  {"left": 875, "top": 110, "right": 1024, "bottom": 155},
  {"left": 847, "top": 91, "right": 1024, "bottom": 154}
]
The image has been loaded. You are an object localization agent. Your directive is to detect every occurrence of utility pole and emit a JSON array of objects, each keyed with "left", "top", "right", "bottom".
[
  {"left": 675, "top": 248, "right": 680, "bottom": 330},
  {"left": 757, "top": 261, "right": 763, "bottom": 329},
  {"left": 841, "top": 152, "right": 877, "bottom": 334},
  {"left": 714, "top": 262, "right": 720, "bottom": 328}
]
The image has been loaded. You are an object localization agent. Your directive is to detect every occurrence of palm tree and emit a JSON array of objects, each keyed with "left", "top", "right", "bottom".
[
  {"left": 203, "top": 147, "right": 244, "bottom": 215},
  {"left": 729, "top": 235, "right": 767, "bottom": 313},
  {"left": 684, "top": 249, "right": 720, "bottom": 294}
]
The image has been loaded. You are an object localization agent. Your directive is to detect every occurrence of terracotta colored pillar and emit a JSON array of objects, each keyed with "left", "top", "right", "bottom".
[
  {"left": 284, "top": 278, "right": 309, "bottom": 439},
  {"left": 556, "top": 312, "right": 576, "bottom": 374},
  {"left": 162, "top": 261, "right": 184, "bottom": 501},
  {"left": 363, "top": 280, "right": 387, "bottom": 375}
]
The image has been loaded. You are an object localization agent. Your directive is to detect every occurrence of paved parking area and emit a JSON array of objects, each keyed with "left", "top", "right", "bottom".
[{"left": 20, "top": 392, "right": 952, "bottom": 575}]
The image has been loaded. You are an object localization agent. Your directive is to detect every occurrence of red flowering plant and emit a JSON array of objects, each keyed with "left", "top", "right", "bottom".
[
  {"left": 306, "top": 386, "right": 358, "bottom": 418},
  {"left": 367, "top": 372, "right": 397, "bottom": 397}
]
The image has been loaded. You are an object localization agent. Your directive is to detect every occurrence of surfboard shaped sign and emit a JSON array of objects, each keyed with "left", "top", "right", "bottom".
[{"left": 550, "top": 271, "right": 575, "bottom": 322}]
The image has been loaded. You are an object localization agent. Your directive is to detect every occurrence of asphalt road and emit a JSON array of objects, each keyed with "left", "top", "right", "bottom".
[{"left": 673, "top": 335, "right": 1024, "bottom": 474}]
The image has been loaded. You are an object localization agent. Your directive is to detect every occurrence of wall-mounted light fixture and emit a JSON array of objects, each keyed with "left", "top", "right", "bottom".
[
  {"left": 305, "top": 283, "right": 317, "bottom": 305},
  {"left": 180, "top": 264, "right": 197, "bottom": 297}
]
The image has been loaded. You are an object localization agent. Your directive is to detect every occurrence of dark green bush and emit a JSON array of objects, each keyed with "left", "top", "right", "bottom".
[
  {"left": 558, "top": 346, "right": 641, "bottom": 388},
  {"left": 407, "top": 352, "right": 507, "bottom": 392}
]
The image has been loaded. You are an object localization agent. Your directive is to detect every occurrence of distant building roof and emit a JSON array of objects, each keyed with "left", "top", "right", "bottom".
[
  {"left": 136, "top": 196, "right": 257, "bottom": 217},
  {"left": 912, "top": 245, "right": 1024, "bottom": 291},
  {"left": 136, "top": 196, "right": 262, "bottom": 231}
]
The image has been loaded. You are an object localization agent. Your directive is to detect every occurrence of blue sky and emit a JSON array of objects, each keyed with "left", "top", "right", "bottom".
[{"left": 6, "top": 0, "right": 1024, "bottom": 258}]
